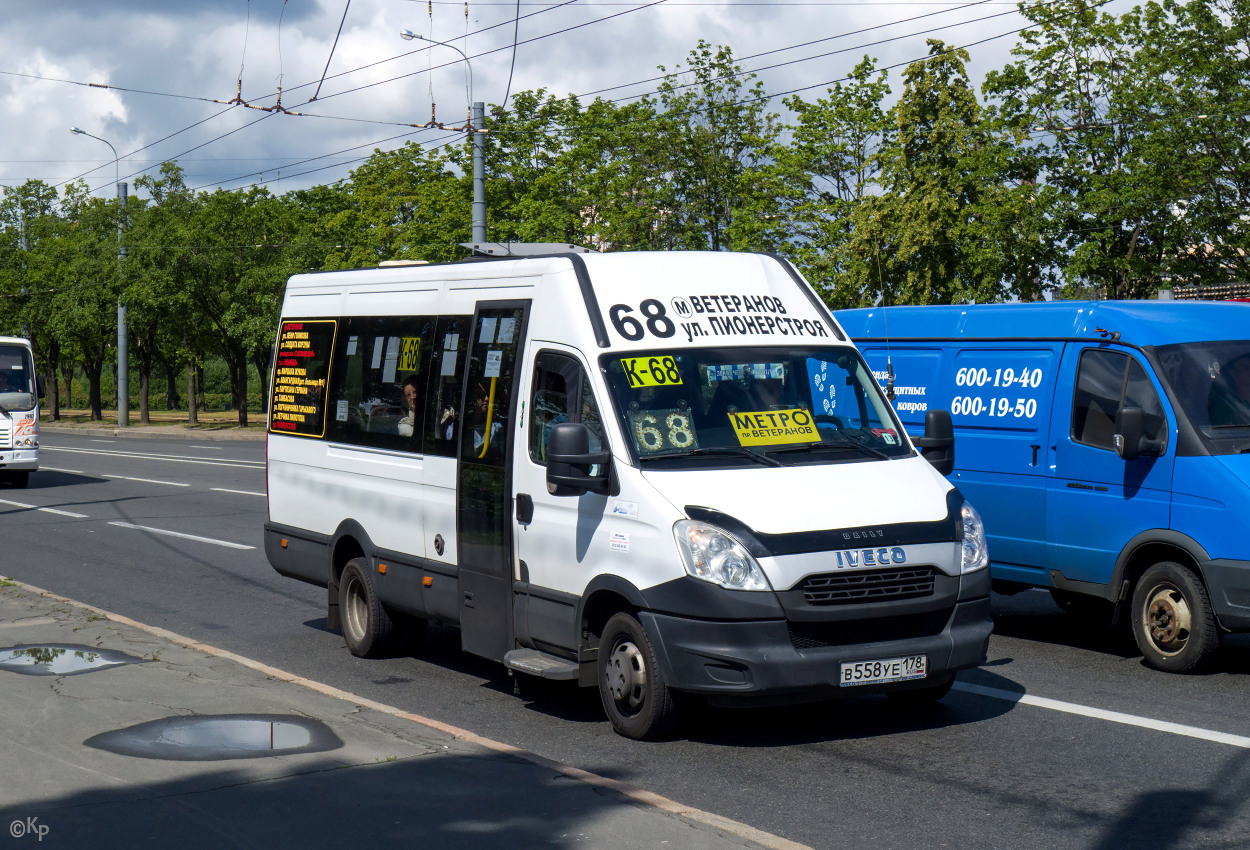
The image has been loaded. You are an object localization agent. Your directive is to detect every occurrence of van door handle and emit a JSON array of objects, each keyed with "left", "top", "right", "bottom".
[{"left": 516, "top": 493, "right": 534, "bottom": 524}]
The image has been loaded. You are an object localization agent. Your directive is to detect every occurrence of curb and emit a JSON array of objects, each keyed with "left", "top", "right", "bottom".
[
  {"left": 2, "top": 576, "right": 810, "bottom": 850},
  {"left": 39, "top": 424, "right": 267, "bottom": 441}
]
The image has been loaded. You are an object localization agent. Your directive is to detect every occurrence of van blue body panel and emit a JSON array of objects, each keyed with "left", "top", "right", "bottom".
[{"left": 837, "top": 301, "right": 1250, "bottom": 634}]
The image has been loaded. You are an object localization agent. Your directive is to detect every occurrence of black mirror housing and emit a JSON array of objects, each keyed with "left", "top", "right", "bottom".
[
  {"left": 913, "top": 408, "right": 955, "bottom": 476},
  {"left": 1114, "top": 406, "right": 1164, "bottom": 460},
  {"left": 546, "top": 422, "right": 611, "bottom": 496}
]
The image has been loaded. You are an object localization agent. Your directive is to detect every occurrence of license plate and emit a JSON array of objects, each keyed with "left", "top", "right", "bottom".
[{"left": 840, "top": 655, "right": 927, "bottom": 687}]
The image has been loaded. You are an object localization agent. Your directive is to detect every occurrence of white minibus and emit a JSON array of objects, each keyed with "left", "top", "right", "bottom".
[
  {"left": 264, "top": 251, "right": 992, "bottom": 739},
  {"left": 0, "top": 336, "right": 41, "bottom": 488}
]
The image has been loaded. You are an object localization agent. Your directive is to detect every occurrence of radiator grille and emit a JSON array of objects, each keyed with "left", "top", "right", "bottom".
[{"left": 800, "top": 567, "right": 936, "bottom": 605}]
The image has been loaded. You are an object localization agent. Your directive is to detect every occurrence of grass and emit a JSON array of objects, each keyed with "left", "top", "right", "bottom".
[{"left": 43, "top": 408, "right": 265, "bottom": 432}]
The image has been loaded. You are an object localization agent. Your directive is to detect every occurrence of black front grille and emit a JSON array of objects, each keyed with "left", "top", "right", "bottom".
[
  {"left": 788, "top": 608, "right": 952, "bottom": 649},
  {"left": 800, "top": 567, "right": 936, "bottom": 605}
]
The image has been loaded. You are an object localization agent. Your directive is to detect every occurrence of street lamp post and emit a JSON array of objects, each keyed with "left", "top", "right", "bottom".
[
  {"left": 69, "top": 127, "right": 128, "bottom": 427},
  {"left": 399, "top": 30, "right": 486, "bottom": 243}
]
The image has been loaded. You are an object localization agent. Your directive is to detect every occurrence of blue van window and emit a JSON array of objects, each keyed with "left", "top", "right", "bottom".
[{"left": 1072, "top": 350, "right": 1164, "bottom": 450}]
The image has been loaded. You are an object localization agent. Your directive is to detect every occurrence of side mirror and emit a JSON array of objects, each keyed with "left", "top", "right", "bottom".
[
  {"left": 36, "top": 375, "right": 46, "bottom": 400},
  {"left": 913, "top": 409, "right": 955, "bottom": 476},
  {"left": 546, "top": 422, "right": 612, "bottom": 497},
  {"left": 1114, "top": 407, "right": 1164, "bottom": 460}
]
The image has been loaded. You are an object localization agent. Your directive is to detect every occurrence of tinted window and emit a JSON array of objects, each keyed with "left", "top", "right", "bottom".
[
  {"left": 529, "top": 353, "right": 605, "bottom": 464},
  {"left": 425, "top": 316, "right": 470, "bottom": 457},
  {"left": 270, "top": 320, "right": 336, "bottom": 438},
  {"left": 1072, "top": 349, "right": 1166, "bottom": 451}
]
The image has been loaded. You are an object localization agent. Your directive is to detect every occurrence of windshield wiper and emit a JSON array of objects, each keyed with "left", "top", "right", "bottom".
[
  {"left": 664, "top": 446, "right": 782, "bottom": 467},
  {"left": 771, "top": 432, "right": 890, "bottom": 460}
]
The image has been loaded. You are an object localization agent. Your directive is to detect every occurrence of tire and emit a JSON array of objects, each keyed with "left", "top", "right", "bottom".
[
  {"left": 9, "top": 471, "right": 28, "bottom": 489},
  {"left": 1130, "top": 562, "right": 1219, "bottom": 673},
  {"left": 886, "top": 675, "right": 954, "bottom": 706},
  {"left": 1049, "top": 588, "right": 1113, "bottom": 624},
  {"left": 339, "top": 558, "right": 395, "bottom": 658},
  {"left": 597, "top": 613, "right": 677, "bottom": 741}
]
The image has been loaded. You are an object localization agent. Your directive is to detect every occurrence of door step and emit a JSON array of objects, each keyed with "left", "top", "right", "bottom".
[{"left": 503, "top": 649, "right": 579, "bottom": 680}]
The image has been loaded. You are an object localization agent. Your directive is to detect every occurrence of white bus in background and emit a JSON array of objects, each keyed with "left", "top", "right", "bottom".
[{"left": 0, "top": 336, "right": 41, "bottom": 488}]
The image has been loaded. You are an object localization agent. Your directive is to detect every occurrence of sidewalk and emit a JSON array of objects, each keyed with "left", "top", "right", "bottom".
[{"left": 0, "top": 579, "right": 802, "bottom": 850}]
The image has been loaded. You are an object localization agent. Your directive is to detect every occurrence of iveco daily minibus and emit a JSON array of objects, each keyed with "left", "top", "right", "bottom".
[
  {"left": 837, "top": 300, "right": 1250, "bottom": 673},
  {"left": 0, "top": 336, "right": 40, "bottom": 488},
  {"left": 264, "top": 251, "right": 992, "bottom": 739}
]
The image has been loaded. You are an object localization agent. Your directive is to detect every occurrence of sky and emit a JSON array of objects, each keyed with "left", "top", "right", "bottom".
[{"left": 0, "top": 0, "right": 1126, "bottom": 201}]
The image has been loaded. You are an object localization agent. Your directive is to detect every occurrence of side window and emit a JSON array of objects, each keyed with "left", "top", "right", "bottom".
[
  {"left": 529, "top": 353, "right": 605, "bottom": 464},
  {"left": 1071, "top": 349, "right": 1166, "bottom": 450},
  {"left": 425, "top": 316, "right": 470, "bottom": 457},
  {"left": 1072, "top": 349, "right": 1126, "bottom": 450},
  {"left": 325, "top": 316, "right": 433, "bottom": 452}
]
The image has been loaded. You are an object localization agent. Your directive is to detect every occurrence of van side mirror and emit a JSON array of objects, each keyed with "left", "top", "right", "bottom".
[
  {"left": 1114, "top": 407, "right": 1164, "bottom": 460},
  {"left": 913, "top": 409, "right": 955, "bottom": 476},
  {"left": 546, "top": 422, "right": 612, "bottom": 497}
]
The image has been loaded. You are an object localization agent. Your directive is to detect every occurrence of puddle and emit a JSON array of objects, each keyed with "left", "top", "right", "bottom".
[
  {"left": 0, "top": 644, "right": 143, "bottom": 676},
  {"left": 85, "top": 714, "right": 344, "bottom": 760}
]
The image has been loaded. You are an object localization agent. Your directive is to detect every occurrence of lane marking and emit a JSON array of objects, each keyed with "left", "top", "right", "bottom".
[
  {"left": 3, "top": 577, "right": 811, "bottom": 850},
  {"left": 188, "top": 446, "right": 222, "bottom": 450},
  {"left": 0, "top": 498, "right": 89, "bottom": 519},
  {"left": 211, "top": 487, "right": 266, "bottom": 497},
  {"left": 953, "top": 681, "right": 1250, "bottom": 749},
  {"left": 107, "top": 521, "right": 255, "bottom": 550},
  {"left": 104, "top": 474, "right": 190, "bottom": 487},
  {"left": 90, "top": 439, "right": 116, "bottom": 443},
  {"left": 43, "top": 445, "right": 263, "bottom": 470},
  {"left": 40, "top": 467, "right": 85, "bottom": 474}
]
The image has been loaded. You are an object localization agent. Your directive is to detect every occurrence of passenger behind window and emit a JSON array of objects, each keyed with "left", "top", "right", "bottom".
[
  {"left": 398, "top": 374, "right": 422, "bottom": 437},
  {"left": 1209, "top": 353, "right": 1250, "bottom": 426}
]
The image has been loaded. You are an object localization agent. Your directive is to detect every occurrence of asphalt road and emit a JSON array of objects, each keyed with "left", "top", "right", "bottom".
[{"left": 4, "top": 430, "right": 1250, "bottom": 849}]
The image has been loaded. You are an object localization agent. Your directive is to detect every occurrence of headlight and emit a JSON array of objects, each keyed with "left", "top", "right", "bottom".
[
  {"left": 960, "top": 502, "right": 989, "bottom": 573},
  {"left": 673, "top": 520, "right": 771, "bottom": 591}
]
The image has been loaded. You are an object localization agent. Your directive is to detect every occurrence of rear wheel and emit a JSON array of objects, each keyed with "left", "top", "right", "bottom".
[
  {"left": 1131, "top": 562, "right": 1219, "bottom": 673},
  {"left": 339, "top": 558, "right": 395, "bottom": 658},
  {"left": 597, "top": 613, "right": 677, "bottom": 740}
]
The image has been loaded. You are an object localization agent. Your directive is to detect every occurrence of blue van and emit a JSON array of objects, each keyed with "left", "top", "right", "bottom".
[{"left": 835, "top": 301, "right": 1250, "bottom": 672}]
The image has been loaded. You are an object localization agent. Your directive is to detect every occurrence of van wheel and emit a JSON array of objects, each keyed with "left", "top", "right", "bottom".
[
  {"left": 1131, "top": 562, "right": 1219, "bottom": 673},
  {"left": 339, "top": 558, "right": 394, "bottom": 658},
  {"left": 1049, "top": 588, "right": 1113, "bottom": 624},
  {"left": 598, "top": 613, "right": 677, "bottom": 740}
]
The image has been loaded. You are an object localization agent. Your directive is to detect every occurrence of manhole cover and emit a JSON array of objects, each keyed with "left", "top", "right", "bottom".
[
  {"left": 0, "top": 644, "right": 143, "bottom": 676},
  {"left": 85, "top": 714, "right": 344, "bottom": 760}
]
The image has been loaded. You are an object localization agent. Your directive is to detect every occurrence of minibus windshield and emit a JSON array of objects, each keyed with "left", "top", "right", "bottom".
[
  {"left": 1155, "top": 340, "right": 1250, "bottom": 454},
  {"left": 601, "top": 345, "right": 911, "bottom": 468},
  {"left": 0, "top": 344, "right": 36, "bottom": 412}
]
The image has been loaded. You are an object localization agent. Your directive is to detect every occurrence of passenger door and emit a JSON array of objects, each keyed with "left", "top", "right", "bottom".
[
  {"left": 1046, "top": 345, "right": 1175, "bottom": 590},
  {"left": 512, "top": 350, "right": 609, "bottom": 656},
  {"left": 457, "top": 303, "right": 529, "bottom": 661}
]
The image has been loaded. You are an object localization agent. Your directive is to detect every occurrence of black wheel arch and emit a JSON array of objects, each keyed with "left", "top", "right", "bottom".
[
  {"left": 331, "top": 519, "right": 376, "bottom": 587},
  {"left": 1109, "top": 530, "right": 1213, "bottom": 622}
]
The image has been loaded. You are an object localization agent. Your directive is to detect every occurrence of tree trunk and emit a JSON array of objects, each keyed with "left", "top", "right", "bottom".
[
  {"left": 160, "top": 354, "right": 181, "bottom": 410},
  {"left": 83, "top": 359, "right": 104, "bottom": 422},
  {"left": 138, "top": 358, "right": 151, "bottom": 425},
  {"left": 227, "top": 353, "right": 249, "bottom": 427},
  {"left": 252, "top": 348, "right": 271, "bottom": 420},
  {"left": 187, "top": 362, "right": 198, "bottom": 425},
  {"left": 196, "top": 364, "right": 206, "bottom": 411},
  {"left": 60, "top": 362, "right": 74, "bottom": 411}
]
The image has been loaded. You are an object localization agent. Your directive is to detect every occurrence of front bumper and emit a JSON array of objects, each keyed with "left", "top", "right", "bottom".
[
  {"left": 640, "top": 596, "right": 992, "bottom": 702},
  {"left": 0, "top": 448, "right": 38, "bottom": 471}
]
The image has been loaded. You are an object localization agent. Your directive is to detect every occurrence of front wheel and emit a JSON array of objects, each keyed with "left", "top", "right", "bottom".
[
  {"left": 1131, "top": 562, "right": 1219, "bottom": 673},
  {"left": 339, "top": 558, "right": 395, "bottom": 658},
  {"left": 597, "top": 613, "right": 677, "bottom": 740}
]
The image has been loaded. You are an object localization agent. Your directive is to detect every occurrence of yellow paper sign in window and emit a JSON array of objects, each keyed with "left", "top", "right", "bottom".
[
  {"left": 729, "top": 408, "right": 820, "bottom": 446},
  {"left": 621, "top": 356, "right": 683, "bottom": 389},
  {"left": 398, "top": 337, "right": 422, "bottom": 372}
]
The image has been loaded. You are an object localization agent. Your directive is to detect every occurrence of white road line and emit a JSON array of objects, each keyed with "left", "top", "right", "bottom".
[
  {"left": 0, "top": 498, "right": 89, "bottom": 519},
  {"left": 211, "top": 487, "right": 266, "bottom": 497},
  {"left": 953, "top": 681, "right": 1250, "bottom": 749},
  {"left": 90, "top": 439, "right": 116, "bottom": 443},
  {"left": 104, "top": 474, "right": 190, "bottom": 487},
  {"left": 188, "top": 445, "right": 222, "bottom": 450},
  {"left": 40, "top": 467, "right": 84, "bottom": 474},
  {"left": 43, "top": 445, "right": 263, "bottom": 470},
  {"left": 107, "top": 521, "right": 255, "bottom": 550}
]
